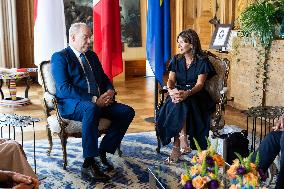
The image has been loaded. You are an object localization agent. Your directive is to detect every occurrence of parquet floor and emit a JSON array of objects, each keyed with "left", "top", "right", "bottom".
[{"left": 0, "top": 76, "right": 260, "bottom": 141}]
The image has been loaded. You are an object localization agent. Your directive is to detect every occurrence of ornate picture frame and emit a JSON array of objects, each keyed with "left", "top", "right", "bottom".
[{"left": 209, "top": 24, "right": 232, "bottom": 50}]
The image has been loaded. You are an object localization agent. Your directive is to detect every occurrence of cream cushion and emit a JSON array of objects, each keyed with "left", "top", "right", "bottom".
[
  {"left": 47, "top": 115, "right": 111, "bottom": 134},
  {"left": 44, "top": 93, "right": 111, "bottom": 134}
]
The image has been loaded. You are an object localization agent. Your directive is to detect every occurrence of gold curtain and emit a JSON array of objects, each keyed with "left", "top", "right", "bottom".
[{"left": 0, "top": 0, "right": 19, "bottom": 68}]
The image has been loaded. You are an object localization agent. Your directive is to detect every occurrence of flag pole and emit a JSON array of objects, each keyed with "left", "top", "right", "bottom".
[{"left": 145, "top": 78, "right": 159, "bottom": 123}]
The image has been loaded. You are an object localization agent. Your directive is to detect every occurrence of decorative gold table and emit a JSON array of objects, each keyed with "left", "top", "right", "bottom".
[{"left": 0, "top": 69, "right": 31, "bottom": 107}]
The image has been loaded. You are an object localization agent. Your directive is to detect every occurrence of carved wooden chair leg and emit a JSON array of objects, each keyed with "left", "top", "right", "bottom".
[
  {"left": 46, "top": 125, "right": 53, "bottom": 156},
  {"left": 59, "top": 132, "right": 68, "bottom": 170}
]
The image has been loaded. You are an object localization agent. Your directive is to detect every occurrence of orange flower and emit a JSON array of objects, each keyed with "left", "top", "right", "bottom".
[
  {"left": 227, "top": 165, "right": 238, "bottom": 179},
  {"left": 243, "top": 172, "right": 259, "bottom": 186},
  {"left": 232, "top": 159, "right": 240, "bottom": 167},
  {"left": 212, "top": 154, "right": 225, "bottom": 167},
  {"left": 190, "top": 165, "right": 201, "bottom": 176},
  {"left": 229, "top": 184, "right": 241, "bottom": 189},
  {"left": 197, "top": 151, "right": 207, "bottom": 163},
  {"left": 250, "top": 163, "right": 257, "bottom": 170},
  {"left": 192, "top": 176, "right": 208, "bottom": 189}
]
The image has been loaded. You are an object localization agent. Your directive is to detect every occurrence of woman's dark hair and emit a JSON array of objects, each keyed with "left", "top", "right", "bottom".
[{"left": 177, "top": 29, "right": 205, "bottom": 60}]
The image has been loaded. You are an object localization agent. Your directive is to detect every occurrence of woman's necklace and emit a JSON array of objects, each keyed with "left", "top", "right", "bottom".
[{"left": 185, "top": 57, "right": 193, "bottom": 69}]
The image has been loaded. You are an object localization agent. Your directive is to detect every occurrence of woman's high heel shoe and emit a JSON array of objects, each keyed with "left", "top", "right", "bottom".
[
  {"left": 180, "top": 146, "right": 191, "bottom": 154},
  {"left": 179, "top": 134, "right": 191, "bottom": 154},
  {"left": 165, "top": 146, "right": 181, "bottom": 164}
]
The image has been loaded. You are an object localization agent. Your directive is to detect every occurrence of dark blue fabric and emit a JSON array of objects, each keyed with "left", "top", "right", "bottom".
[
  {"left": 255, "top": 131, "right": 284, "bottom": 189},
  {"left": 51, "top": 46, "right": 114, "bottom": 115},
  {"left": 62, "top": 101, "right": 135, "bottom": 158},
  {"left": 79, "top": 53, "right": 99, "bottom": 96},
  {"left": 156, "top": 55, "right": 216, "bottom": 150}
]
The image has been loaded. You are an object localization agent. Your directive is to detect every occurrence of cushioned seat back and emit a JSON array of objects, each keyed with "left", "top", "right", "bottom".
[
  {"left": 40, "top": 61, "right": 56, "bottom": 95},
  {"left": 204, "top": 51, "right": 229, "bottom": 103}
]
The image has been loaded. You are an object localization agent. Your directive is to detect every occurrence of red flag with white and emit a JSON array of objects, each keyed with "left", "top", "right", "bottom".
[
  {"left": 34, "top": 0, "right": 67, "bottom": 66},
  {"left": 93, "top": 0, "right": 123, "bottom": 81}
]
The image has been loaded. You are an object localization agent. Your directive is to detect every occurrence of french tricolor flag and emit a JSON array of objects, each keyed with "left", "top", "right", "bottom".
[
  {"left": 93, "top": 0, "right": 123, "bottom": 81},
  {"left": 34, "top": 0, "right": 67, "bottom": 66}
]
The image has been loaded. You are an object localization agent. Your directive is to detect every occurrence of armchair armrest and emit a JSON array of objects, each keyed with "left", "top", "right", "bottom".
[
  {"left": 44, "top": 92, "right": 56, "bottom": 109},
  {"left": 43, "top": 92, "right": 68, "bottom": 130}
]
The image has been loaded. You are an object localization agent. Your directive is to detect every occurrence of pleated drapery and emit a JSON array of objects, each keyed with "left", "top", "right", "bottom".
[{"left": 0, "top": 0, "right": 19, "bottom": 68}]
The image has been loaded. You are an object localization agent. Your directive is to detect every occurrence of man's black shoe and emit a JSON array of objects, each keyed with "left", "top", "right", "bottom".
[
  {"left": 81, "top": 164, "right": 110, "bottom": 182},
  {"left": 99, "top": 149, "right": 115, "bottom": 171}
]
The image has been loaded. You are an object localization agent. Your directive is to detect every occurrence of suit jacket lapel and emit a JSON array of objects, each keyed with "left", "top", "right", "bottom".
[{"left": 66, "top": 46, "right": 84, "bottom": 73}]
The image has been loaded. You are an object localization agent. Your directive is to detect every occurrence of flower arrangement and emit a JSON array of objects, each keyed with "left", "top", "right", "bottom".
[
  {"left": 180, "top": 138, "right": 225, "bottom": 189},
  {"left": 227, "top": 152, "right": 267, "bottom": 189}
]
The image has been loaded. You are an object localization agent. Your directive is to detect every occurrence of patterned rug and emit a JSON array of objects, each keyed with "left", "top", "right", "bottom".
[
  {"left": 22, "top": 126, "right": 275, "bottom": 189},
  {"left": 24, "top": 131, "right": 189, "bottom": 189}
]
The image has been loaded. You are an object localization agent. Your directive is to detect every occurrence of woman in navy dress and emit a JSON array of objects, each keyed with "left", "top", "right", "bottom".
[{"left": 156, "top": 29, "right": 216, "bottom": 163}]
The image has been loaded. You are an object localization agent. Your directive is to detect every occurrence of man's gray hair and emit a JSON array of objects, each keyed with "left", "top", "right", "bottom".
[{"left": 69, "top": 22, "right": 88, "bottom": 38}]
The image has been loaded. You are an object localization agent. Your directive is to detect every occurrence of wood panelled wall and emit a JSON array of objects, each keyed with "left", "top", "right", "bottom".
[
  {"left": 16, "top": 0, "right": 34, "bottom": 68},
  {"left": 172, "top": 0, "right": 248, "bottom": 54}
]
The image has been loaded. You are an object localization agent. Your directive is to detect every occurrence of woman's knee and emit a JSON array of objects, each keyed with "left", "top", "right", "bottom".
[
  {"left": 124, "top": 105, "right": 135, "bottom": 120},
  {"left": 6, "top": 140, "right": 24, "bottom": 155}
]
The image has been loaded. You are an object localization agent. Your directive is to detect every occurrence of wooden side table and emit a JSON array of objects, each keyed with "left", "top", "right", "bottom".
[{"left": 0, "top": 70, "right": 31, "bottom": 106}]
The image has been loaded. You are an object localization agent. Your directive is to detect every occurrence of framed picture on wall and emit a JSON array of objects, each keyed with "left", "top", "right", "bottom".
[
  {"left": 64, "top": 0, "right": 93, "bottom": 44},
  {"left": 209, "top": 24, "right": 232, "bottom": 50},
  {"left": 119, "top": 0, "right": 142, "bottom": 47}
]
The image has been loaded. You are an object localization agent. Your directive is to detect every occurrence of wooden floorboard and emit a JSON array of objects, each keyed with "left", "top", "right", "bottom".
[{"left": 0, "top": 76, "right": 267, "bottom": 141}]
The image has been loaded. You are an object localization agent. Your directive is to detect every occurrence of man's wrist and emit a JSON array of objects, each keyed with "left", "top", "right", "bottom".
[
  {"left": 92, "top": 96, "right": 97, "bottom": 104},
  {"left": 187, "top": 90, "right": 192, "bottom": 97}
]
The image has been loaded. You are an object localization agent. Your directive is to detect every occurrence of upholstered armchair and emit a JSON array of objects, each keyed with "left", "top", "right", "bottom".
[
  {"left": 40, "top": 61, "right": 121, "bottom": 170},
  {"left": 155, "top": 50, "right": 230, "bottom": 153}
]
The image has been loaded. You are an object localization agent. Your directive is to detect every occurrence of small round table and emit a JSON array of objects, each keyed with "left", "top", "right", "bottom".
[
  {"left": 0, "top": 113, "right": 41, "bottom": 173},
  {"left": 0, "top": 71, "right": 31, "bottom": 107},
  {"left": 244, "top": 106, "right": 284, "bottom": 151}
]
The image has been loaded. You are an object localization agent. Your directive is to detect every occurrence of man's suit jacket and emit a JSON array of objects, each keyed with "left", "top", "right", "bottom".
[{"left": 51, "top": 46, "right": 114, "bottom": 115}]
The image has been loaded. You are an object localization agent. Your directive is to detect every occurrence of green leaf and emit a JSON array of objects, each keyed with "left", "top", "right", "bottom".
[
  {"left": 255, "top": 151, "right": 260, "bottom": 166},
  {"left": 245, "top": 152, "right": 254, "bottom": 171},
  {"left": 183, "top": 162, "right": 191, "bottom": 179},
  {"left": 193, "top": 138, "right": 202, "bottom": 153},
  {"left": 234, "top": 152, "right": 245, "bottom": 165},
  {"left": 238, "top": 0, "right": 282, "bottom": 49},
  {"left": 201, "top": 158, "right": 207, "bottom": 176},
  {"left": 236, "top": 175, "right": 242, "bottom": 185},
  {"left": 214, "top": 162, "right": 218, "bottom": 179},
  {"left": 206, "top": 137, "right": 211, "bottom": 148}
]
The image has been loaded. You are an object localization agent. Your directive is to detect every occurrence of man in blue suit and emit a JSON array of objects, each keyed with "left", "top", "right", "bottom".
[{"left": 51, "top": 23, "right": 135, "bottom": 182}]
